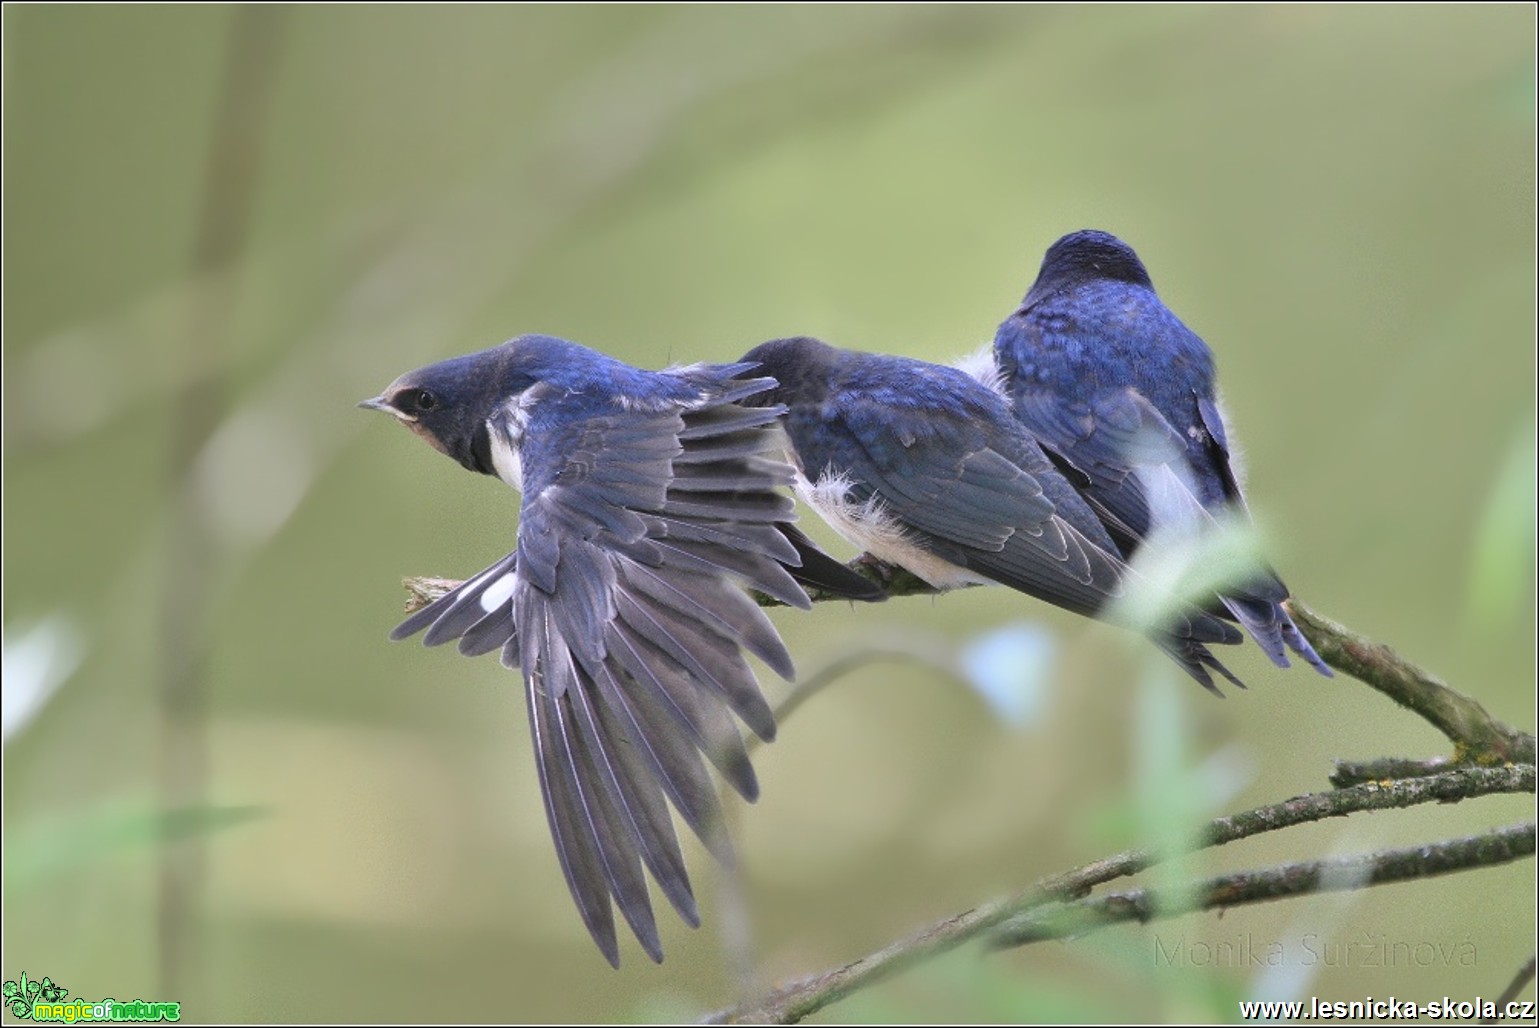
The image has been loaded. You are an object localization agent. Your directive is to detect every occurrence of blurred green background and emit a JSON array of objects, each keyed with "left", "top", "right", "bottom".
[{"left": 3, "top": 5, "right": 1534, "bottom": 1023}]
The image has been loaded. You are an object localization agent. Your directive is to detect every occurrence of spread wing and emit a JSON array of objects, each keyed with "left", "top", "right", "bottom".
[{"left": 394, "top": 374, "right": 815, "bottom": 966}]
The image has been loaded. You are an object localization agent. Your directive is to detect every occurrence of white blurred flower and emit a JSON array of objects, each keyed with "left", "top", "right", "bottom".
[
  {"left": 2, "top": 615, "right": 85, "bottom": 745},
  {"left": 958, "top": 623, "right": 1056, "bottom": 728}
]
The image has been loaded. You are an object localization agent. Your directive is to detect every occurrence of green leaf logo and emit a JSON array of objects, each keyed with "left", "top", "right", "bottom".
[
  {"left": 5, "top": 972, "right": 35, "bottom": 1018},
  {"left": 2, "top": 972, "right": 68, "bottom": 1018}
]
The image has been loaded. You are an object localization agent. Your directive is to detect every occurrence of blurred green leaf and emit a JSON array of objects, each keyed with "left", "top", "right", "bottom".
[
  {"left": 1109, "top": 511, "right": 1264, "bottom": 638},
  {"left": 1093, "top": 929, "right": 1254, "bottom": 1023},
  {"left": 1076, "top": 791, "right": 1142, "bottom": 853},
  {"left": 1465, "top": 413, "right": 1537, "bottom": 636},
  {"left": 629, "top": 988, "right": 702, "bottom": 1024},
  {"left": 1133, "top": 662, "right": 1205, "bottom": 915},
  {"left": 3, "top": 801, "right": 267, "bottom": 890},
  {"left": 837, "top": 943, "right": 1122, "bottom": 1023}
]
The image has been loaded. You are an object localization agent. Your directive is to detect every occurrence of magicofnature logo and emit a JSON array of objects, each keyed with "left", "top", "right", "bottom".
[{"left": 3, "top": 974, "right": 179, "bottom": 1022}]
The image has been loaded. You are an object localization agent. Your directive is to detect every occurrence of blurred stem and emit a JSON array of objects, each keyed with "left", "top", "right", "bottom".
[
  {"left": 714, "top": 802, "right": 758, "bottom": 1002},
  {"left": 1485, "top": 955, "right": 1538, "bottom": 1025},
  {"left": 748, "top": 643, "right": 963, "bottom": 755},
  {"left": 704, "top": 764, "right": 1534, "bottom": 1024},
  {"left": 721, "top": 641, "right": 962, "bottom": 994},
  {"left": 989, "top": 821, "right": 1535, "bottom": 950},
  {"left": 158, "top": 6, "right": 287, "bottom": 1002},
  {"left": 1285, "top": 598, "right": 1536, "bottom": 764}
]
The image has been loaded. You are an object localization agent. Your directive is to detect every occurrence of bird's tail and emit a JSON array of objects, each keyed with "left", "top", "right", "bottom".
[
  {"left": 1220, "top": 573, "right": 1333, "bottom": 678},
  {"left": 1144, "top": 601, "right": 1248, "bottom": 695},
  {"left": 776, "top": 523, "right": 887, "bottom": 602},
  {"left": 1154, "top": 635, "right": 1248, "bottom": 696}
]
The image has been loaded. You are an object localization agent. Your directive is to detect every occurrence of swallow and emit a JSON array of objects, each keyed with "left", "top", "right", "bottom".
[
  {"left": 989, "top": 230, "right": 1331, "bottom": 677},
  {"left": 360, "top": 334, "right": 881, "bottom": 967},
  {"left": 738, "top": 336, "right": 1248, "bottom": 691}
]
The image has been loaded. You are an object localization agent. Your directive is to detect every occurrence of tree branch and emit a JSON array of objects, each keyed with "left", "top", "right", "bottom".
[
  {"left": 397, "top": 565, "right": 1537, "bottom": 1023},
  {"left": 400, "top": 556, "right": 942, "bottom": 614},
  {"left": 1284, "top": 598, "right": 1534, "bottom": 765},
  {"left": 1329, "top": 756, "right": 1458, "bottom": 789},
  {"left": 402, "top": 568, "right": 1536, "bottom": 766},
  {"left": 704, "top": 765, "right": 1534, "bottom": 1024},
  {"left": 989, "top": 821, "right": 1535, "bottom": 949}
]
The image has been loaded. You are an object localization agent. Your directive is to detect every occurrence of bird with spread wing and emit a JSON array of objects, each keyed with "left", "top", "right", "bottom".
[{"left": 361, "top": 334, "right": 880, "bottom": 967}]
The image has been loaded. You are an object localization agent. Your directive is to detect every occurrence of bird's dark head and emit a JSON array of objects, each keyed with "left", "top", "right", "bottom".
[
  {"left": 359, "top": 351, "right": 504, "bottom": 473},
  {"left": 737, "top": 337, "right": 841, "bottom": 409},
  {"left": 1026, "top": 229, "right": 1155, "bottom": 301},
  {"left": 360, "top": 336, "right": 581, "bottom": 474}
]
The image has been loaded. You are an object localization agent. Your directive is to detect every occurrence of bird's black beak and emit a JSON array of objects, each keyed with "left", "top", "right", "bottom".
[{"left": 357, "top": 395, "right": 392, "bottom": 413}]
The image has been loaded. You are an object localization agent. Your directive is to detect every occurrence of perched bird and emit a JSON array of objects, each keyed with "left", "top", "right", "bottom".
[
  {"left": 989, "top": 230, "right": 1330, "bottom": 677},
  {"left": 360, "top": 334, "right": 881, "bottom": 967},
  {"left": 738, "top": 336, "right": 1247, "bottom": 691}
]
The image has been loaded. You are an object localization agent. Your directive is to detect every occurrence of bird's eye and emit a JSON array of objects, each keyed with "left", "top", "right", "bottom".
[{"left": 399, "top": 388, "right": 437, "bottom": 413}]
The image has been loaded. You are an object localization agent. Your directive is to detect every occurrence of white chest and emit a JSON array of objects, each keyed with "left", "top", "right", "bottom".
[
  {"left": 794, "top": 469, "right": 988, "bottom": 590},
  {"left": 488, "top": 427, "right": 523, "bottom": 493},
  {"left": 486, "top": 394, "right": 536, "bottom": 494}
]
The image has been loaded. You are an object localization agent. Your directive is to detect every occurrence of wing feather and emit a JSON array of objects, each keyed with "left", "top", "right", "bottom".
[
  {"left": 786, "top": 364, "right": 1244, "bottom": 687},
  {"left": 1000, "top": 310, "right": 1331, "bottom": 677},
  {"left": 391, "top": 366, "right": 844, "bottom": 964}
]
